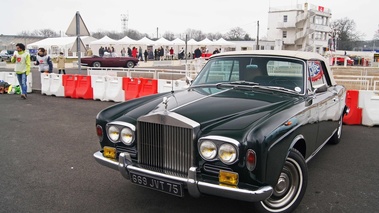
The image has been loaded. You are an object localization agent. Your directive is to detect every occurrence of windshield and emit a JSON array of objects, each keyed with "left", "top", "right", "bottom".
[{"left": 191, "top": 56, "right": 305, "bottom": 94}]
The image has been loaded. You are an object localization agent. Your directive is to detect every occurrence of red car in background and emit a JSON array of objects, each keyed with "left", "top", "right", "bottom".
[
  {"left": 332, "top": 56, "right": 354, "bottom": 66},
  {"left": 81, "top": 55, "right": 138, "bottom": 68}
]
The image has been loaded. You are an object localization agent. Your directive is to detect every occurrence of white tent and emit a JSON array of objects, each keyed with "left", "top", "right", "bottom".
[
  {"left": 155, "top": 37, "right": 173, "bottom": 46},
  {"left": 213, "top": 38, "right": 235, "bottom": 46},
  {"left": 197, "top": 38, "right": 214, "bottom": 46},
  {"left": 116, "top": 36, "right": 137, "bottom": 45},
  {"left": 27, "top": 36, "right": 97, "bottom": 57},
  {"left": 172, "top": 38, "right": 185, "bottom": 45},
  {"left": 135, "top": 37, "right": 155, "bottom": 46},
  {"left": 187, "top": 39, "right": 198, "bottom": 46},
  {"left": 90, "top": 36, "right": 118, "bottom": 45}
]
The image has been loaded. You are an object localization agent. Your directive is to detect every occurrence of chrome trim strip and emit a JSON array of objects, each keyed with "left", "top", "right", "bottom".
[
  {"left": 199, "top": 135, "right": 240, "bottom": 147},
  {"left": 94, "top": 151, "right": 273, "bottom": 202},
  {"left": 107, "top": 121, "right": 136, "bottom": 131},
  {"left": 305, "top": 134, "right": 332, "bottom": 163}
]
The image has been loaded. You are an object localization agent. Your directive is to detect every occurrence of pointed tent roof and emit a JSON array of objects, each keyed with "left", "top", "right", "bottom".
[
  {"left": 172, "top": 38, "right": 185, "bottom": 45},
  {"left": 27, "top": 36, "right": 96, "bottom": 48},
  {"left": 116, "top": 36, "right": 137, "bottom": 45},
  {"left": 154, "top": 37, "right": 173, "bottom": 46},
  {"left": 197, "top": 38, "right": 214, "bottom": 46},
  {"left": 135, "top": 36, "right": 155, "bottom": 45},
  {"left": 213, "top": 38, "right": 235, "bottom": 46},
  {"left": 90, "top": 36, "right": 117, "bottom": 45},
  {"left": 187, "top": 39, "right": 198, "bottom": 45}
]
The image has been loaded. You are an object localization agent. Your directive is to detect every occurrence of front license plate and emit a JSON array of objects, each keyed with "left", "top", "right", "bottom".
[{"left": 130, "top": 172, "right": 183, "bottom": 197}]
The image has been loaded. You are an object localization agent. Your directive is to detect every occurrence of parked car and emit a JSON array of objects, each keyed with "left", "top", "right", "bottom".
[
  {"left": 81, "top": 55, "right": 138, "bottom": 68},
  {"left": 93, "top": 50, "right": 348, "bottom": 213},
  {"left": 0, "top": 50, "right": 14, "bottom": 62},
  {"left": 332, "top": 56, "right": 354, "bottom": 66}
]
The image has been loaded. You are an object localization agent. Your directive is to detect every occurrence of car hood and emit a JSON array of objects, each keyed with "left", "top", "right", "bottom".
[{"left": 115, "top": 87, "right": 301, "bottom": 130}]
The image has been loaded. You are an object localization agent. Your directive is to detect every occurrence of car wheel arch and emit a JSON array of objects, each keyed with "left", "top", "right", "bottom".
[{"left": 264, "top": 134, "right": 306, "bottom": 187}]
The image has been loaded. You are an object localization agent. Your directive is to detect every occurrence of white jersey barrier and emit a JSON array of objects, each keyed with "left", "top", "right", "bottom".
[
  {"left": 0, "top": 72, "right": 5, "bottom": 81},
  {"left": 358, "top": 90, "right": 379, "bottom": 126},
  {"left": 41, "top": 74, "right": 52, "bottom": 95},
  {"left": 50, "top": 74, "right": 65, "bottom": 97},
  {"left": 3, "top": 71, "right": 33, "bottom": 93},
  {"left": 91, "top": 75, "right": 107, "bottom": 101},
  {"left": 103, "top": 76, "right": 125, "bottom": 102}
]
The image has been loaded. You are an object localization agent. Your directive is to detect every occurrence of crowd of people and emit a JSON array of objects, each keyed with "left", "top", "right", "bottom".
[{"left": 96, "top": 45, "right": 222, "bottom": 61}]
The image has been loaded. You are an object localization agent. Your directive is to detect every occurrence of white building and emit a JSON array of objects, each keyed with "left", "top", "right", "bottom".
[{"left": 267, "top": 3, "right": 332, "bottom": 54}]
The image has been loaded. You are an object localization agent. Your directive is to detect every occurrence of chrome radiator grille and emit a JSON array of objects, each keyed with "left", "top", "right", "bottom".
[{"left": 137, "top": 121, "right": 193, "bottom": 176}]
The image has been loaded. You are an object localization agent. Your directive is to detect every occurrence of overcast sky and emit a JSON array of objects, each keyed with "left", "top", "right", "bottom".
[{"left": 1, "top": 0, "right": 377, "bottom": 40}]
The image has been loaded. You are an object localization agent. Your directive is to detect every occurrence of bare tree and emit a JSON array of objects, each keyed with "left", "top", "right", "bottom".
[
  {"left": 331, "top": 18, "right": 363, "bottom": 50},
  {"left": 206, "top": 32, "right": 223, "bottom": 41},
  {"left": 184, "top": 29, "right": 206, "bottom": 41},
  {"left": 225, "top": 27, "right": 246, "bottom": 40},
  {"left": 18, "top": 29, "right": 58, "bottom": 37},
  {"left": 163, "top": 31, "right": 175, "bottom": 40}
]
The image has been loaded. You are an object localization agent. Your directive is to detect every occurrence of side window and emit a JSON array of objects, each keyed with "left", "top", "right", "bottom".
[{"left": 307, "top": 60, "right": 328, "bottom": 90}]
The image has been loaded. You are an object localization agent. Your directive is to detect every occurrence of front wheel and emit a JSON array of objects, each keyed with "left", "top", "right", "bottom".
[
  {"left": 92, "top": 61, "right": 101, "bottom": 67},
  {"left": 253, "top": 149, "right": 308, "bottom": 213},
  {"left": 126, "top": 61, "right": 135, "bottom": 68}
]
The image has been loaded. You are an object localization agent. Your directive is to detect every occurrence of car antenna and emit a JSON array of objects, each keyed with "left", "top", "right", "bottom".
[{"left": 171, "top": 73, "right": 175, "bottom": 94}]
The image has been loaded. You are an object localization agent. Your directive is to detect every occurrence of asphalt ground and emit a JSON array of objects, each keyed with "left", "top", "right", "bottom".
[{"left": 0, "top": 67, "right": 379, "bottom": 213}]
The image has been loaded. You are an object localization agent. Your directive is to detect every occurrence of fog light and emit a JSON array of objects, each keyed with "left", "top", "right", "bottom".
[
  {"left": 103, "top": 146, "right": 116, "bottom": 159},
  {"left": 219, "top": 170, "right": 239, "bottom": 186}
]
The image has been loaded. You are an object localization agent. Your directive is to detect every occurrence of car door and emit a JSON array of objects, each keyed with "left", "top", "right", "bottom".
[{"left": 307, "top": 60, "right": 340, "bottom": 148}]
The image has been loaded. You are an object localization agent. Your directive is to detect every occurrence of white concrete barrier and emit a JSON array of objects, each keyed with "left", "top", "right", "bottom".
[
  {"left": 158, "top": 79, "right": 188, "bottom": 93},
  {"left": 3, "top": 72, "right": 33, "bottom": 93},
  {"left": 5, "top": 72, "right": 18, "bottom": 86},
  {"left": 103, "top": 76, "right": 125, "bottom": 102},
  {"left": 92, "top": 75, "right": 107, "bottom": 101},
  {"left": 41, "top": 73, "right": 52, "bottom": 95},
  {"left": 0, "top": 72, "right": 5, "bottom": 81},
  {"left": 50, "top": 74, "right": 65, "bottom": 97},
  {"left": 359, "top": 90, "right": 379, "bottom": 126}
]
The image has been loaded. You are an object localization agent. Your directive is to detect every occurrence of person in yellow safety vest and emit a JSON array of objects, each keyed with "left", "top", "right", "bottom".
[{"left": 11, "top": 43, "right": 30, "bottom": 99}]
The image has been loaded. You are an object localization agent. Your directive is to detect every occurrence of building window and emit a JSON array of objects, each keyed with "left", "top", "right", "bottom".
[
  {"left": 260, "top": 46, "right": 265, "bottom": 50},
  {"left": 283, "top": 31, "right": 287, "bottom": 38},
  {"left": 283, "top": 15, "right": 288, "bottom": 22},
  {"left": 271, "top": 46, "right": 274, "bottom": 50}
]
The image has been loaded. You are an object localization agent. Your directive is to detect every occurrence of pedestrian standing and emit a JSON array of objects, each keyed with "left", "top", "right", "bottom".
[
  {"left": 56, "top": 52, "right": 66, "bottom": 74},
  {"left": 35, "top": 48, "right": 53, "bottom": 74},
  {"left": 144, "top": 49, "right": 148, "bottom": 62},
  {"left": 11, "top": 43, "right": 30, "bottom": 99},
  {"left": 138, "top": 46, "right": 143, "bottom": 61}
]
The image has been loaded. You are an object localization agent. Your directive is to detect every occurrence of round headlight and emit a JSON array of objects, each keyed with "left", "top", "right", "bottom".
[
  {"left": 108, "top": 125, "right": 120, "bottom": 142},
  {"left": 199, "top": 141, "right": 217, "bottom": 160},
  {"left": 120, "top": 127, "right": 134, "bottom": 145},
  {"left": 218, "top": 143, "right": 237, "bottom": 164}
]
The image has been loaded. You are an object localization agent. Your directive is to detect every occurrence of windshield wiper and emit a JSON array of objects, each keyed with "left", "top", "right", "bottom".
[
  {"left": 216, "top": 81, "right": 260, "bottom": 89},
  {"left": 253, "top": 85, "right": 299, "bottom": 94}
]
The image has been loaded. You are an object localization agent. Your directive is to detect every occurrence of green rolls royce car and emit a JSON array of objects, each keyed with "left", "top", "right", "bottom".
[{"left": 93, "top": 50, "right": 348, "bottom": 213}]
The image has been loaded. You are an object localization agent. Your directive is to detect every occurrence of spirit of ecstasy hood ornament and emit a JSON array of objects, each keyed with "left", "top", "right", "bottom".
[{"left": 162, "top": 97, "right": 170, "bottom": 110}]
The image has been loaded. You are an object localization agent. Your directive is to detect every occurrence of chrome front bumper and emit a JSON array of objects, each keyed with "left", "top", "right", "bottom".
[{"left": 93, "top": 151, "right": 273, "bottom": 202}]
